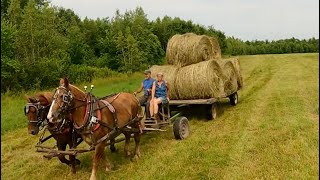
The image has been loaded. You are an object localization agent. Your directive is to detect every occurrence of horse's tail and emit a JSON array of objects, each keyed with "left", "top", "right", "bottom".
[{"left": 133, "top": 94, "right": 143, "bottom": 121}]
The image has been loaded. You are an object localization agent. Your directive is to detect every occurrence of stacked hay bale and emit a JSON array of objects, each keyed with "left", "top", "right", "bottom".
[
  {"left": 151, "top": 33, "right": 242, "bottom": 100},
  {"left": 166, "top": 33, "right": 221, "bottom": 67},
  {"left": 150, "top": 65, "right": 179, "bottom": 99},
  {"left": 209, "top": 37, "right": 222, "bottom": 60},
  {"left": 151, "top": 60, "right": 224, "bottom": 99}
]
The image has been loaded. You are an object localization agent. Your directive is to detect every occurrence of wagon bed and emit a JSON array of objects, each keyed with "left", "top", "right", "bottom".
[{"left": 168, "top": 91, "right": 239, "bottom": 120}]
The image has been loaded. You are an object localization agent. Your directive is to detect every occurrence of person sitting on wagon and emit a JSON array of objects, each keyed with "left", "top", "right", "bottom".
[
  {"left": 149, "top": 72, "right": 170, "bottom": 120},
  {"left": 133, "top": 69, "right": 155, "bottom": 119}
]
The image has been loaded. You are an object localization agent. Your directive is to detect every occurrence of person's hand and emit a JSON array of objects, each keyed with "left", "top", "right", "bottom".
[{"left": 167, "top": 97, "right": 170, "bottom": 101}]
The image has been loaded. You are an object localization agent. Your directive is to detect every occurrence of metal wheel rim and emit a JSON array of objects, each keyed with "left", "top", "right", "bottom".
[
  {"left": 234, "top": 94, "right": 238, "bottom": 104},
  {"left": 212, "top": 107, "right": 217, "bottom": 119},
  {"left": 180, "top": 122, "right": 188, "bottom": 138}
]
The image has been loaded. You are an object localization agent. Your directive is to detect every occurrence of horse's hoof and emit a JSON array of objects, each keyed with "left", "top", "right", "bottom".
[
  {"left": 125, "top": 151, "right": 131, "bottom": 157},
  {"left": 75, "top": 159, "right": 81, "bottom": 165},
  {"left": 131, "top": 154, "right": 140, "bottom": 162},
  {"left": 105, "top": 166, "right": 112, "bottom": 172},
  {"left": 110, "top": 146, "right": 117, "bottom": 153},
  {"left": 90, "top": 175, "right": 96, "bottom": 180}
]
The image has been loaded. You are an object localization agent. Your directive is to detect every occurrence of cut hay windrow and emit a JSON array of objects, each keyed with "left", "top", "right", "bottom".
[{"left": 166, "top": 33, "right": 221, "bottom": 67}]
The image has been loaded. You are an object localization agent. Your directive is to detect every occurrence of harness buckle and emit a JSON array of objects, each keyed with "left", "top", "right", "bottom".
[{"left": 90, "top": 116, "right": 98, "bottom": 124}]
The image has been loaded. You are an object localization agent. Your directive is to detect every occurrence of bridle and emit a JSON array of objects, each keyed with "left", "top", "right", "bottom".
[
  {"left": 24, "top": 101, "right": 50, "bottom": 128},
  {"left": 51, "top": 86, "right": 87, "bottom": 121}
]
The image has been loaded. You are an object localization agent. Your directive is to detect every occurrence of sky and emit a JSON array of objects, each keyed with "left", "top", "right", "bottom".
[{"left": 49, "top": 0, "right": 319, "bottom": 41}]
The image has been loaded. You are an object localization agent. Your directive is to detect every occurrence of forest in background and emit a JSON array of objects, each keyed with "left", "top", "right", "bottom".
[{"left": 1, "top": 0, "right": 319, "bottom": 92}]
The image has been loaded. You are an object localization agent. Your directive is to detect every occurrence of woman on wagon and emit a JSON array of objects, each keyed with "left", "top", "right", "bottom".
[{"left": 149, "top": 72, "right": 170, "bottom": 120}]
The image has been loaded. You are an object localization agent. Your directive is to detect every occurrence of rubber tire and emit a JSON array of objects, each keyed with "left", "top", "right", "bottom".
[
  {"left": 229, "top": 92, "right": 238, "bottom": 106},
  {"left": 207, "top": 103, "right": 217, "bottom": 120},
  {"left": 173, "top": 116, "right": 190, "bottom": 140}
]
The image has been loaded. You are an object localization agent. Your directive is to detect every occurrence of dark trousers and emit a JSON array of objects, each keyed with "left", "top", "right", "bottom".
[{"left": 138, "top": 95, "right": 151, "bottom": 118}]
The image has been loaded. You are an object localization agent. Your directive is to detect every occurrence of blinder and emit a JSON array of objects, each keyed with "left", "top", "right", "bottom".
[
  {"left": 53, "top": 87, "right": 74, "bottom": 115},
  {"left": 24, "top": 102, "right": 47, "bottom": 127}
]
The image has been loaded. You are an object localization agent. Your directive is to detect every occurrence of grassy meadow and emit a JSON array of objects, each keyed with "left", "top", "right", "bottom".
[{"left": 1, "top": 53, "right": 319, "bottom": 179}]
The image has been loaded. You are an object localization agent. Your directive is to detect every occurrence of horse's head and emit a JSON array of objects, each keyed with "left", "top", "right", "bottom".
[
  {"left": 24, "top": 92, "right": 53, "bottom": 135},
  {"left": 47, "top": 78, "right": 85, "bottom": 124}
]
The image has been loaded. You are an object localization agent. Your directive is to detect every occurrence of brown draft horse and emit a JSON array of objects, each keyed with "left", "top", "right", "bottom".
[
  {"left": 24, "top": 92, "right": 82, "bottom": 173},
  {"left": 47, "top": 78, "right": 143, "bottom": 180}
]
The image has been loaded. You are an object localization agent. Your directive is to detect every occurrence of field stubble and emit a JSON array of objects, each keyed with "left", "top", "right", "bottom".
[{"left": 1, "top": 53, "right": 318, "bottom": 180}]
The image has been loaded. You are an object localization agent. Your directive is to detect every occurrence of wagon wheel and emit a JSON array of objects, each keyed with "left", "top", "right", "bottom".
[
  {"left": 207, "top": 103, "right": 217, "bottom": 120},
  {"left": 173, "top": 116, "right": 190, "bottom": 140},
  {"left": 229, "top": 92, "right": 238, "bottom": 106}
]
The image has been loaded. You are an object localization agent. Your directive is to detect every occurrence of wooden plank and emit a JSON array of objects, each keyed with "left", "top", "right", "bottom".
[
  {"left": 169, "top": 98, "right": 218, "bottom": 105},
  {"left": 142, "top": 127, "right": 166, "bottom": 132}
]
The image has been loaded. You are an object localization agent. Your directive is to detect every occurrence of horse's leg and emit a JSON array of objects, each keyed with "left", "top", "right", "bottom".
[
  {"left": 90, "top": 141, "right": 109, "bottom": 180},
  {"left": 57, "top": 142, "right": 70, "bottom": 165},
  {"left": 69, "top": 154, "right": 77, "bottom": 174},
  {"left": 123, "top": 132, "right": 131, "bottom": 157},
  {"left": 132, "top": 130, "right": 141, "bottom": 161},
  {"left": 109, "top": 138, "right": 117, "bottom": 152},
  {"left": 68, "top": 143, "right": 79, "bottom": 174}
]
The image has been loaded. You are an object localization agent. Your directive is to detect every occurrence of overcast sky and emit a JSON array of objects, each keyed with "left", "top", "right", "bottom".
[{"left": 49, "top": 0, "right": 319, "bottom": 41}]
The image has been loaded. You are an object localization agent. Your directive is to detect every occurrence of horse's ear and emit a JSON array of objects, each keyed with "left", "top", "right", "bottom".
[
  {"left": 63, "top": 77, "right": 69, "bottom": 88},
  {"left": 39, "top": 93, "right": 53, "bottom": 104},
  {"left": 25, "top": 95, "right": 36, "bottom": 103}
]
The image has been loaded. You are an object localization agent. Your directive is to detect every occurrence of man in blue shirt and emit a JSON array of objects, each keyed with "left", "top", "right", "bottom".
[{"left": 134, "top": 70, "right": 155, "bottom": 119}]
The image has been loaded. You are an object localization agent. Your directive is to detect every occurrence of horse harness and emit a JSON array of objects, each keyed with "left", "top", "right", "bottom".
[
  {"left": 24, "top": 100, "right": 50, "bottom": 128},
  {"left": 24, "top": 99, "right": 79, "bottom": 146},
  {"left": 53, "top": 86, "right": 141, "bottom": 149}
]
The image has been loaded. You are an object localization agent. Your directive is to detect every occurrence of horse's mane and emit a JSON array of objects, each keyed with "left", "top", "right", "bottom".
[
  {"left": 69, "top": 84, "right": 85, "bottom": 94},
  {"left": 31, "top": 91, "right": 53, "bottom": 104}
]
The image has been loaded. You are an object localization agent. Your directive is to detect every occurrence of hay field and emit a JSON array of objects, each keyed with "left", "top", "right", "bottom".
[{"left": 1, "top": 53, "right": 319, "bottom": 180}]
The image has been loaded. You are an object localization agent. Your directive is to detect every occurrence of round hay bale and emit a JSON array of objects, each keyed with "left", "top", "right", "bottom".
[
  {"left": 222, "top": 61, "right": 238, "bottom": 96},
  {"left": 223, "top": 58, "right": 243, "bottom": 89},
  {"left": 209, "top": 37, "right": 222, "bottom": 60},
  {"left": 166, "top": 33, "right": 215, "bottom": 67},
  {"left": 175, "top": 60, "right": 225, "bottom": 99},
  {"left": 149, "top": 65, "right": 180, "bottom": 99}
]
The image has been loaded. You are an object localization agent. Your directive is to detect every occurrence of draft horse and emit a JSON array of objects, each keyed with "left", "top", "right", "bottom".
[
  {"left": 47, "top": 78, "right": 143, "bottom": 180},
  {"left": 24, "top": 92, "right": 82, "bottom": 173}
]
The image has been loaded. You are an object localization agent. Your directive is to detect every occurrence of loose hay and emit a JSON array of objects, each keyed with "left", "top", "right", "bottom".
[
  {"left": 166, "top": 33, "right": 216, "bottom": 67},
  {"left": 149, "top": 65, "right": 180, "bottom": 99}
]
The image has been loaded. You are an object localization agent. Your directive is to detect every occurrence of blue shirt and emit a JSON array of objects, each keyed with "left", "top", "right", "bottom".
[
  {"left": 155, "top": 80, "right": 167, "bottom": 98},
  {"left": 143, "top": 78, "right": 155, "bottom": 96}
]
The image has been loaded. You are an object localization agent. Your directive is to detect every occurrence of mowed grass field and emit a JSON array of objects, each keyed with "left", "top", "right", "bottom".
[{"left": 1, "top": 53, "right": 319, "bottom": 180}]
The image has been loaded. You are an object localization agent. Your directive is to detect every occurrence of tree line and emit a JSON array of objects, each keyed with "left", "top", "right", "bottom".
[{"left": 1, "top": 0, "right": 318, "bottom": 92}]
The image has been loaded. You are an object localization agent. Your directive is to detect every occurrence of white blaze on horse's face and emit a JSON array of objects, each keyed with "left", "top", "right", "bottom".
[{"left": 47, "top": 89, "right": 59, "bottom": 123}]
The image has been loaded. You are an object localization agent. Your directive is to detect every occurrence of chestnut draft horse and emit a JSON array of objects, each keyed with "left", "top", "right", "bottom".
[
  {"left": 47, "top": 78, "right": 143, "bottom": 180},
  {"left": 24, "top": 92, "right": 82, "bottom": 173}
]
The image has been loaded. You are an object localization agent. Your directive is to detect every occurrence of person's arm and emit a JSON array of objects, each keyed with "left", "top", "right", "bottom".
[
  {"left": 166, "top": 81, "right": 170, "bottom": 100},
  {"left": 151, "top": 81, "right": 156, "bottom": 99},
  {"left": 134, "top": 82, "right": 143, "bottom": 95}
]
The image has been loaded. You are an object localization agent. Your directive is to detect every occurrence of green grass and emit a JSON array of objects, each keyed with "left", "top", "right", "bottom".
[{"left": 1, "top": 53, "right": 319, "bottom": 179}]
